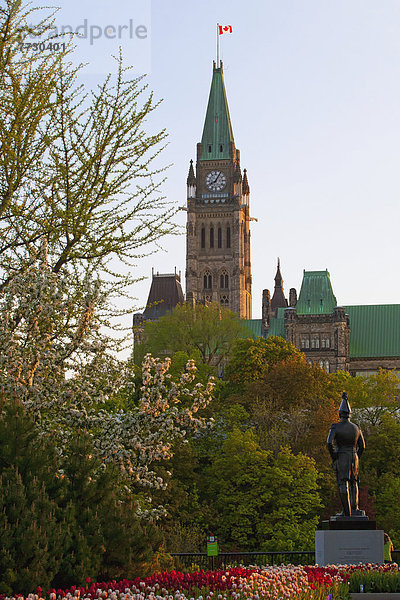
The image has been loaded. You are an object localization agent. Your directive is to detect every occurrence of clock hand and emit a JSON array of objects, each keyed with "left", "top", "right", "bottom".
[{"left": 212, "top": 172, "right": 221, "bottom": 184}]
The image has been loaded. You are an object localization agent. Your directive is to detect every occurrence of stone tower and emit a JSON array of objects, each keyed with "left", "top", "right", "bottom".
[{"left": 185, "top": 61, "right": 252, "bottom": 318}]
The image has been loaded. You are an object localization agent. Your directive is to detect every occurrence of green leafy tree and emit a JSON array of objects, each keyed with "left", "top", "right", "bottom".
[
  {"left": 359, "top": 413, "right": 400, "bottom": 544},
  {"left": 135, "top": 302, "right": 245, "bottom": 369},
  {"left": 332, "top": 369, "right": 400, "bottom": 429},
  {"left": 203, "top": 428, "right": 321, "bottom": 551},
  {"left": 224, "top": 336, "right": 303, "bottom": 389},
  {"left": 0, "top": 0, "right": 176, "bottom": 293}
]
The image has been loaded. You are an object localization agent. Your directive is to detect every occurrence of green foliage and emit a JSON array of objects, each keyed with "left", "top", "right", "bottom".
[
  {"left": 348, "top": 570, "right": 400, "bottom": 593},
  {"left": 0, "top": 400, "right": 68, "bottom": 594},
  {"left": 0, "top": 466, "right": 65, "bottom": 595},
  {"left": 135, "top": 302, "right": 244, "bottom": 368},
  {"left": 224, "top": 336, "right": 303, "bottom": 389},
  {"left": 359, "top": 413, "right": 400, "bottom": 546},
  {"left": 0, "top": 400, "right": 161, "bottom": 592},
  {"left": 203, "top": 429, "right": 321, "bottom": 551},
  {"left": 331, "top": 369, "right": 400, "bottom": 428}
]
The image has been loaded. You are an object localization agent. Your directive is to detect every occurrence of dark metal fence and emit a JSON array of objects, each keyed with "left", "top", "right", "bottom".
[
  {"left": 170, "top": 551, "right": 315, "bottom": 570},
  {"left": 171, "top": 550, "right": 400, "bottom": 570}
]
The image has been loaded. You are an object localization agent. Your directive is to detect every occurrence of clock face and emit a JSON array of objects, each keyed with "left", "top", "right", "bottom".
[{"left": 205, "top": 170, "right": 227, "bottom": 192}]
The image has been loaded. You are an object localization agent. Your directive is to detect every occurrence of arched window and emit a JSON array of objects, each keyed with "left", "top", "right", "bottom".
[
  {"left": 217, "top": 227, "right": 222, "bottom": 248},
  {"left": 226, "top": 226, "right": 231, "bottom": 248},
  {"left": 210, "top": 227, "right": 214, "bottom": 248},
  {"left": 201, "top": 227, "right": 205, "bottom": 249},
  {"left": 220, "top": 270, "right": 229, "bottom": 289},
  {"left": 324, "top": 361, "right": 330, "bottom": 372},
  {"left": 203, "top": 270, "right": 212, "bottom": 289},
  {"left": 220, "top": 294, "right": 229, "bottom": 306}
]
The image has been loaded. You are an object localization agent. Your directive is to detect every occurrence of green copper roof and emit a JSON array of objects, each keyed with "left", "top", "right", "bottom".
[
  {"left": 267, "top": 307, "right": 286, "bottom": 338},
  {"left": 296, "top": 270, "right": 337, "bottom": 315},
  {"left": 345, "top": 304, "right": 400, "bottom": 358},
  {"left": 200, "top": 64, "right": 234, "bottom": 160},
  {"left": 243, "top": 319, "right": 263, "bottom": 339}
]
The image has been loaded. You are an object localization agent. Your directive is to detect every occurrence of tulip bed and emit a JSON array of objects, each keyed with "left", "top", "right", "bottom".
[{"left": 3, "top": 563, "right": 400, "bottom": 600}]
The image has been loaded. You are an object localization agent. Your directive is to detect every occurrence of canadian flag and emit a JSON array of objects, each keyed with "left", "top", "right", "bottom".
[{"left": 218, "top": 25, "right": 233, "bottom": 35}]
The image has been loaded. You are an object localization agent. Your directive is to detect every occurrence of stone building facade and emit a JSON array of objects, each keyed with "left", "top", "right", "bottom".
[
  {"left": 185, "top": 61, "right": 252, "bottom": 318},
  {"left": 261, "top": 265, "right": 400, "bottom": 376}
]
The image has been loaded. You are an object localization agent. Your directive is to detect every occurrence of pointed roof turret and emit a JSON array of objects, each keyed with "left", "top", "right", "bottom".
[
  {"left": 296, "top": 270, "right": 337, "bottom": 315},
  {"left": 187, "top": 159, "right": 196, "bottom": 185},
  {"left": 271, "top": 258, "right": 288, "bottom": 313},
  {"left": 242, "top": 168, "right": 250, "bottom": 195},
  {"left": 200, "top": 61, "right": 235, "bottom": 161},
  {"left": 233, "top": 159, "right": 242, "bottom": 183}
]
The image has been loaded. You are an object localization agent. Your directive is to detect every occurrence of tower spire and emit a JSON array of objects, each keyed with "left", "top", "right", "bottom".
[
  {"left": 187, "top": 159, "right": 195, "bottom": 185},
  {"left": 271, "top": 258, "right": 288, "bottom": 313},
  {"left": 242, "top": 168, "right": 249, "bottom": 195},
  {"left": 200, "top": 62, "right": 234, "bottom": 161}
]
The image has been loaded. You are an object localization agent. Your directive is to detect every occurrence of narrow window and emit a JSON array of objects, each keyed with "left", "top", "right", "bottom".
[
  {"left": 218, "top": 227, "right": 222, "bottom": 248},
  {"left": 208, "top": 145, "right": 212, "bottom": 153},
  {"left": 226, "top": 226, "right": 231, "bottom": 248},
  {"left": 210, "top": 227, "right": 214, "bottom": 248},
  {"left": 220, "top": 144, "right": 223, "bottom": 152},
  {"left": 204, "top": 271, "right": 212, "bottom": 289},
  {"left": 201, "top": 227, "right": 205, "bottom": 249}
]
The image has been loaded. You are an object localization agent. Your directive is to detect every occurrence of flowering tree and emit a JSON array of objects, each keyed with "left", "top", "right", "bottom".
[
  {"left": 0, "top": 250, "right": 214, "bottom": 511},
  {"left": 0, "top": 0, "right": 177, "bottom": 294}
]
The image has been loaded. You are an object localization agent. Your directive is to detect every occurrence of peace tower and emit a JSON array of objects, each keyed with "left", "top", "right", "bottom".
[{"left": 185, "top": 61, "right": 252, "bottom": 318}]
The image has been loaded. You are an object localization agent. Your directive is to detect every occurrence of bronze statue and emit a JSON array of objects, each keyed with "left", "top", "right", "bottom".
[{"left": 327, "top": 393, "right": 365, "bottom": 517}]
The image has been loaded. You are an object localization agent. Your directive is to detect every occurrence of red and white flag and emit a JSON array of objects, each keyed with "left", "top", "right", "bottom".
[{"left": 218, "top": 25, "right": 232, "bottom": 35}]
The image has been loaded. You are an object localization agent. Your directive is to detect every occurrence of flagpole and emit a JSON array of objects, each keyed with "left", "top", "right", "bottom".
[{"left": 216, "top": 23, "right": 219, "bottom": 67}]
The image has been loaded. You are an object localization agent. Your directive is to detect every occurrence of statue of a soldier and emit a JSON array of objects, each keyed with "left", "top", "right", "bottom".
[{"left": 327, "top": 392, "right": 365, "bottom": 517}]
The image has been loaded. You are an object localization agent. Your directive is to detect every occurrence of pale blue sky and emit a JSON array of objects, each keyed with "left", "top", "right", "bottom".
[{"left": 47, "top": 1, "right": 400, "bottom": 317}]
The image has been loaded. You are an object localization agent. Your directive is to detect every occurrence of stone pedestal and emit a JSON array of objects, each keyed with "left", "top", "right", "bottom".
[{"left": 315, "top": 529, "right": 384, "bottom": 566}]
